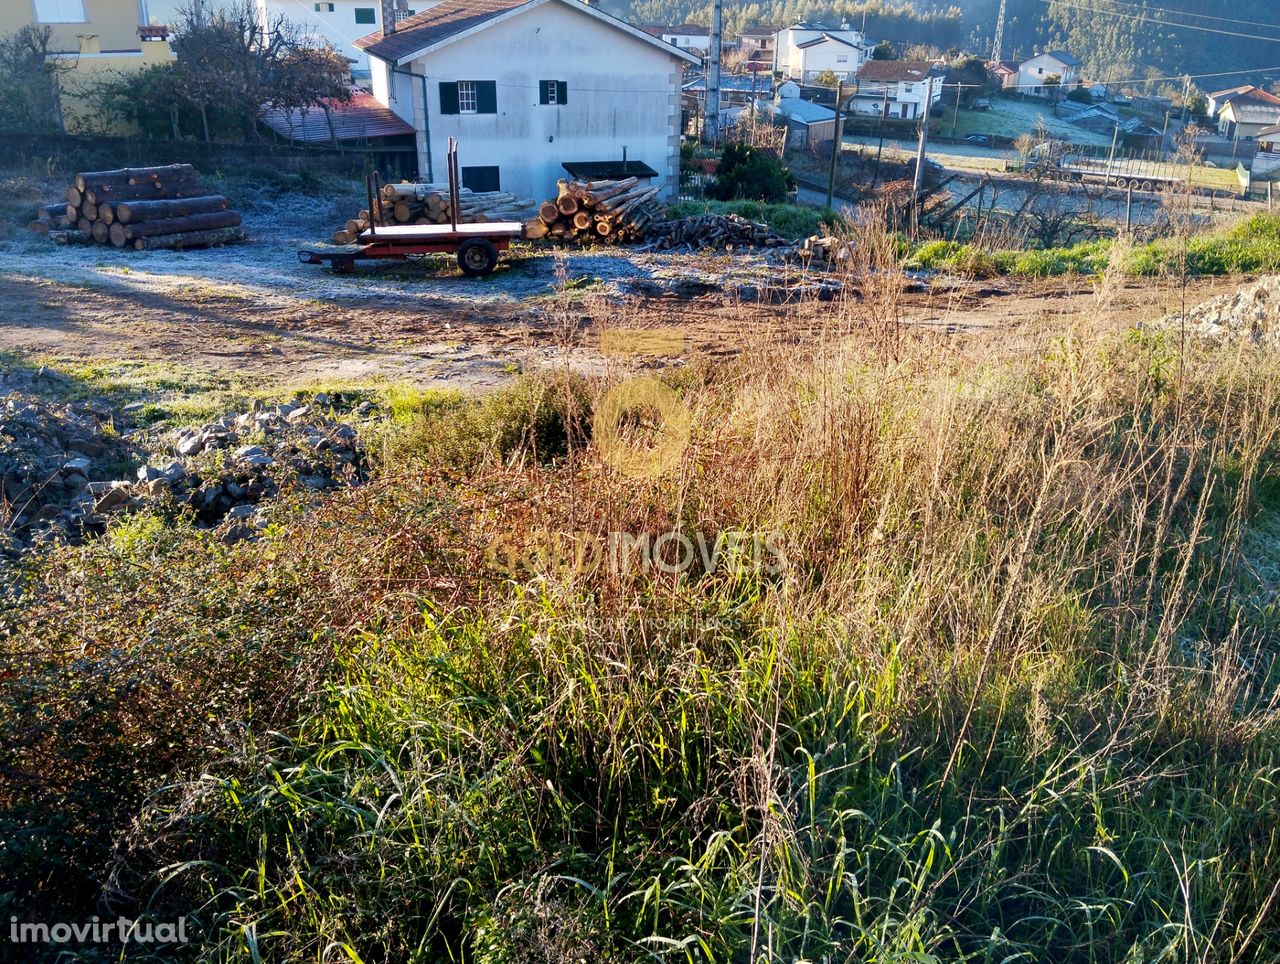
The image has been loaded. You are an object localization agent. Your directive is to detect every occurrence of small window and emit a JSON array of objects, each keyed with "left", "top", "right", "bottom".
[
  {"left": 539, "top": 80, "right": 568, "bottom": 106},
  {"left": 314, "top": 2, "right": 335, "bottom": 10},
  {"left": 903, "top": 84, "right": 913, "bottom": 93},
  {"left": 458, "top": 80, "right": 478, "bottom": 114},
  {"left": 396, "top": 8, "right": 416, "bottom": 21},
  {"left": 33, "top": 0, "right": 86, "bottom": 23},
  {"left": 354, "top": 7, "right": 376, "bottom": 23},
  {"left": 461, "top": 166, "right": 500, "bottom": 193},
  {"left": 836, "top": 54, "right": 847, "bottom": 63}
]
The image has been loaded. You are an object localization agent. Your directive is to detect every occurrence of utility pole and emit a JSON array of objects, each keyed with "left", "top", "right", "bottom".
[
  {"left": 873, "top": 87, "right": 889, "bottom": 185},
  {"left": 1104, "top": 122, "right": 1120, "bottom": 188},
  {"left": 827, "top": 81, "right": 845, "bottom": 210},
  {"left": 913, "top": 76, "right": 935, "bottom": 197},
  {"left": 704, "top": 0, "right": 723, "bottom": 145},
  {"left": 991, "top": 0, "right": 1007, "bottom": 62}
]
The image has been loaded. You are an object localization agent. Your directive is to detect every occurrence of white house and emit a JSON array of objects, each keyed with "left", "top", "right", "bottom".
[
  {"left": 851, "top": 60, "right": 943, "bottom": 120},
  {"left": 357, "top": 0, "right": 698, "bottom": 201},
  {"left": 1015, "top": 50, "right": 1081, "bottom": 96},
  {"left": 258, "top": 0, "right": 404, "bottom": 79},
  {"left": 641, "top": 23, "right": 711, "bottom": 53},
  {"left": 773, "top": 21, "right": 868, "bottom": 83},
  {"left": 1208, "top": 85, "right": 1280, "bottom": 140},
  {"left": 1254, "top": 124, "right": 1280, "bottom": 178}
]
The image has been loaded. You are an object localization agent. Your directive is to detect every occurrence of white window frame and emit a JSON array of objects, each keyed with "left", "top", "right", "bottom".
[
  {"left": 457, "top": 80, "right": 478, "bottom": 114},
  {"left": 33, "top": 0, "right": 87, "bottom": 24},
  {"left": 546, "top": 81, "right": 558, "bottom": 105},
  {"left": 314, "top": 2, "right": 335, "bottom": 10}
]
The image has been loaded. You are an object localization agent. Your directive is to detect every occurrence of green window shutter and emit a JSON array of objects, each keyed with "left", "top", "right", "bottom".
[
  {"left": 476, "top": 81, "right": 497, "bottom": 114},
  {"left": 539, "top": 80, "right": 550, "bottom": 105},
  {"left": 354, "top": 6, "right": 375, "bottom": 23},
  {"left": 556, "top": 81, "right": 567, "bottom": 105},
  {"left": 439, "top": 82, "right": 459, "bottom": 115}
]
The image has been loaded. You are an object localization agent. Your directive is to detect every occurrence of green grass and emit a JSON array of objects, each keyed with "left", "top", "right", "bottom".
[
  {"left": 7, "top": 298, "right": 1280, "bottom": 961},
  {"left": 938, "top": 97, "right": 1114, "bottom": 147},
  {"left": 666, "top": 199, "right": 833, "bottom": 239},
  {"left": 906, "top": 212, "right": 1280, "bottom": 278}
]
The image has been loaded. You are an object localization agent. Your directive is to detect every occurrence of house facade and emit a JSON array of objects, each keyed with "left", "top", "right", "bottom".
[
  {"left": 258, "top": 0, "right": 408, "bottom": 80},
  {"left": 0, "top": 0, "right": 174, "bottom": 131},
  {"left": 358, "top": 0, "right": 697, "bottom": 202},
  {"left": 737, "top": 25, "right": 775, "bottom": 60},
  {"left": 851, "top": 60, "right": 942, "bottom": 120},
  {"left": 1254, "top": 124, "right": 1280, "bottom": 178},
  {"left": 641, "top": 23, "right": 710, "bottom": 53},
  {"left": 1015, "top": 50, "right": 1080, "bottom": 96},
  {"left": 773, "top": 21, "right": 868, "bottom": 83},
  {"left": 1209, "top": 86, "right": 1280, "bottom": 141}
]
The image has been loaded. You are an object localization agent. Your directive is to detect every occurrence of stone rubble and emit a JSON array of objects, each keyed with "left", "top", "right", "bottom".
[
  {"left": 0, "top": 375, "right": 374, "bottom": 559},
  {"left": 1158, "top": 276, "right": 1280, "bottom": 345}
]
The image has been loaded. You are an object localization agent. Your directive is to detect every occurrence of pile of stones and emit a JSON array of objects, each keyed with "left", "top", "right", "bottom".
[
  {"left": 1, "top": 385, "right": 373, "bottom": 559},
  {"left": 1159, "top": 276, "right": 1280, "bottom": 345}
]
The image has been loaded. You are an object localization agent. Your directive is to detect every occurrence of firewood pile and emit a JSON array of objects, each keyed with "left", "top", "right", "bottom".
[
  {"left": 33, "top": 164, "right": 246, "bottom": 251},
  {"left": 331, "top": 182, "right": 538, "bottom": 243},
  {"left": 635, "top": 212, "right": 795, "bottom": 253},
  {"left": 795, "top": 234, "right": 854, "bottom": 269},
  {"left": 523, "top": 177, "right": 662, "bottom": 244}
]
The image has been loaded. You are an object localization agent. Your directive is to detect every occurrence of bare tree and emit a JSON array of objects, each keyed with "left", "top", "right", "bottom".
[
  {"left": 171, "top": 0, "right": 350, "bottom": 141},
  {"left": 0, "top": 26, "right": 72, "bottom": 132}
]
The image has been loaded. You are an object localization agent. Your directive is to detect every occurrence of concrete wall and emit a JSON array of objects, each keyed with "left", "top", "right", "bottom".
[
  {"left": 0, "top": 0, "right": 148, "bottom": 53},
  {"left": 397, "top": 1, "right": 684, "bottom": 200}
]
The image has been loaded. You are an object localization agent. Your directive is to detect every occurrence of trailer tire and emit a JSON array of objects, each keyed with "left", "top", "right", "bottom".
[
  {"left": 457, "top": 239, "right": 499, "bottom": 277},
  {"left": 1141, "top": 180, "right": 1154, "bottom": 192},
  {"left": 334, "top": 257, "right": 356, "bottom": 275},
  {"left": 1114, "top": 178, "right": 1127, "bottom": 189}
]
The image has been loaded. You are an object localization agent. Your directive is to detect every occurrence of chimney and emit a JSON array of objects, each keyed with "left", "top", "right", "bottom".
[{"left": 381, "top": 0, "right": 398, "bottom": 33}]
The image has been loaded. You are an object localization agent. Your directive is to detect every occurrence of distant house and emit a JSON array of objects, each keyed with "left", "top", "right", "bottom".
[
  {"left": 1208, "top": 86, "right": 1280, "bottom": 141},
  {"left": 641, "top": 23, "right": 711, "bottom": 53},
  {"left": 0, "top": 0, "right": 175, "bottom": 132},
  {"left": 258, "top": 0, "right": 398, "bottom": 80},
  {"left": 1015, "top": 50, "right": 1081, "bottom": 97},
  {"left": 356, "top": 0, "right": 699, "bottom": 201},
  {"left": 990, "top": 60, "right": 1019, "bottom": 90},
  {"left": 851, "top": 60, "right": 944, "bottom": 120},
  {"left": 773, "top": 21, "right": 869, "bottom": 83},
  {"left": 754, "top": 96, "right": 836, "bottom": 147},
  {"left": 683, "top": 74, "right": 772, "bottom": 112},
  {"left": 1255, "top": 124, "right": 1280, "bottom": 178},
  {"left": 738, "top": 25, "right": 777, "bottom": 60}
]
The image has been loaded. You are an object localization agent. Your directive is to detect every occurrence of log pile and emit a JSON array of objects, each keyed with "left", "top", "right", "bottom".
[
  {"left": 522, "top": 177, "right": 663, "bottom": 244},
  {"left": 331, "top": 181, "right": 537, "bottom": 243},
  {"left": 637, "top": 213, "right": 795, "bottom": 253},
  {"left": 35, "top": 165, "right": 246, "bottom": 251}
]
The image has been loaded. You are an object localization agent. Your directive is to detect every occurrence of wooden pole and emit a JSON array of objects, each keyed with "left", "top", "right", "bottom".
[{"left": 827, "top": 81, "right": 844, "bottom": 211}]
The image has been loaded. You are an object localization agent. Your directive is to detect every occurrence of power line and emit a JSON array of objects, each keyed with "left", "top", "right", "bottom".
[
  {"left": 1039, "top": 0, "right": 1280, "bottom": 44},
  {"left": 1050, "top": 0, "right": 1280, "bottom": 32}
]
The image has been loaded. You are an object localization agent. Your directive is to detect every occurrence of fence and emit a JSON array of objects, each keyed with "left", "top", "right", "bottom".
[{"left": 4, "top": 131, "right": 415, "bottom": 180}]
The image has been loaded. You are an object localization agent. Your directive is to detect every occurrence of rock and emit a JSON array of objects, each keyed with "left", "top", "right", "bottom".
[
  {"left": 63, "top": 457, "right": 91, "bottom": 476},
  {"left": 242, "top": 453, "right": 275, "bottom": 469},
  {"left": 285, "top": 406, "right": 311, "bottom": 424},
  {"left": 122, "top": 401, "right": 146, "bottom": 414},
  {"left": 137, "top": 465, "right": 164, "bottom": 482},
  {"left": 138, "top": 479, "right": 169, "bottom": 498},
  {"left": 177, "top": 434, "right": 203, "bottom": 456},
  {"left": 90, "top": 482, "right": 131, "bottom": 513},
  {"left": 234, "top": 444, "right": 267, "bottom": 459},
  {"left": 298, "top": 475, "right": 330, "bottom": 490},
  {"left": 313, "top": 392, "right": 331, "bottom": 407},
  {"left": 226, "top": 504, "right": 257, "bottom": 521},
  {"left": 161, "top": 461, "right": 186, "bottom": 482}
]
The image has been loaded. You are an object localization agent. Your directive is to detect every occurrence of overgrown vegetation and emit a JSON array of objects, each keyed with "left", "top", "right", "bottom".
[
  {"left": 6, "top": 229, "right": 1280, "bottom": 960},
  {"left": 667, "top": 198, "right": 829, "bottom": 238},
  {"left": 906, "top": 212, "right": 1280, "bottom": 278}
]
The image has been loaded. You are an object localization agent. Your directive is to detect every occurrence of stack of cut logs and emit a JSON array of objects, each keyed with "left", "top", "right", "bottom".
[
  {"left": 35, "top": 164, "right": 246, "bottom": 251},
  {"left": 331, "top": 182, "right": 537, "bottom": 243},
  {"left": 638, "top": 213, "right": 794, "bottom": 253},
  {"left": 523, "top": 177, "right": 662, "bottom": 244}
]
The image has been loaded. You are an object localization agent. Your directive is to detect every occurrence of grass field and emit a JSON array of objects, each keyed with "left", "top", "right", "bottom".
[
  {"left": 7, "top": 213, "right": 1280, "bottom": 961},
  {"left": 941, "top": 97, "right": 1113, "bottom": 146}
]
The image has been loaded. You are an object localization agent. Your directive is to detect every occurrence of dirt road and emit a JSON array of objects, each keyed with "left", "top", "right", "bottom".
[{"left": 0, "top": 207, "right": 1244, "bottom": 393}]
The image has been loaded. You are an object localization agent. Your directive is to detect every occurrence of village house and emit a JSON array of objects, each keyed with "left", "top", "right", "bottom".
[
  {"left": 851, "top": 60, "right": 943, "bottom": 120},
  {"left": 1254, "top": 124, "right": 1280, "bottom": 178},
  {"left": 356, "top": 0, "right": 697, "bottom": 202},
  {"left": 257, "top": 0, "right": 408, "bottom": 81},
  {"left": 737, "top": 25, "right": 776, "bottom": 62},
  {"left": 640, "top": 23, "right": 711, "bottom": 54},
  {"left": 989, "top": 60, "right": 1018, "bottom": 90},
  {"left": 753, "top": 96, "right": 835, "bottom": 148},
  {"left": 1015, "top": 50, "right": 1081, "bottom": 97},
  {"left": 0, "top": 0, "right": 174, "bottom": 131},
  {"left": 1208, "top": 85, "right": 1280, "bottom": 142},
  {"left": 772, "top": 21, "right": 868, "bottom": 84}
]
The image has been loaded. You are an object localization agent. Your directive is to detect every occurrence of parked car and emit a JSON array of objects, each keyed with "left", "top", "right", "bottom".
[
  {"left": 964, "top": 134, "right": 993, "bottom": 146},
  {"left": 971, "top": 98, "right": 992, "bottom": 111}
]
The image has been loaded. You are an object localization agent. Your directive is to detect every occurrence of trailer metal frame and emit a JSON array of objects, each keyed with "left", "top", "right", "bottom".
[{"left": 298, "top": 138, "right": 524, "bottom": 277}]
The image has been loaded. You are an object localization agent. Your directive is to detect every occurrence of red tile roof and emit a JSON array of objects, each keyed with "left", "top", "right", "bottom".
[
  {"left": 260, "top": 89, "right": 414, "bottom": 143},
  {"left": 355, "top": 0, "right": 531, "bottom": 62}
]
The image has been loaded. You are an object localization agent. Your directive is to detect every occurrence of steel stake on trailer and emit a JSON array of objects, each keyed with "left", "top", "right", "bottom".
[
  {"left": 447, "top": 137, "right": 460, "bottom": 232},
  {"left": 364, "top": 170, "right": 376, "bottom": 238}
]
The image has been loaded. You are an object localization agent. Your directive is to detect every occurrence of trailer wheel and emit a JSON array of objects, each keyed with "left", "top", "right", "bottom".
[
  {"left": 334, "top": 257, "right": 356, "bottom": 275},
  {"left": 1141, "top": 180, "right": 1154, "bottom": 192},
  {"left": 457, "top": 239, "right": 499, "bottom": 277},
  {"left": 1113, "top": 178, "right": 1127, "bottom": 189}
]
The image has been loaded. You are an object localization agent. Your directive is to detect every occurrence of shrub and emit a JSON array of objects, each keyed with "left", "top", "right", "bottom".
[{"left": 712, "top": 141, "right": 793, "bottom": 203}]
